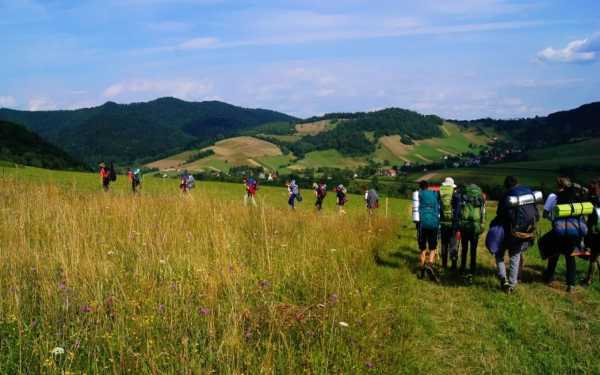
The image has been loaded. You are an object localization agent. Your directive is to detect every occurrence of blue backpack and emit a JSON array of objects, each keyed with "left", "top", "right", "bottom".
[
  {"left": 553, "top": 217, "right": 588, "bottom": 239},
  {"left": 419, "top": 190, "right": 440, "bottom": 230}
]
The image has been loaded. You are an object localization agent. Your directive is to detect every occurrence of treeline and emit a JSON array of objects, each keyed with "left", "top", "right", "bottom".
[
  {"left": 0, "top": 121, "right": 87, "bottom": 170},
  {"left": 258, "top": 108, "right": 443, "bottom": 158}
]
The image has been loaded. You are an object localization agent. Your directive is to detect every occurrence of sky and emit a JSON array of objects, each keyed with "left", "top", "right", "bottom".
[{"left": 0, "top": 0, "right": 599, "bottom": 119}]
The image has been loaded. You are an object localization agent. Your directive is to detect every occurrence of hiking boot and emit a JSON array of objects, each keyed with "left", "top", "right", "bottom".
[
  {"left": 566, "top": 285, "right": 576, "bottom": 293},
  {"left": 426, "top": 265, "right": 440, "bottom": 283},
  {"left": 465, "top": 273, "right": 473, "bottom": 284},
  {"left": 500, "top": 278, "right": 509, "bottom": 291},
  {"left": 418, "top": 268, "right": 425, "bottom": 279},
  {"left": 506, "top": 286, "right": 515, "bottom": 294}
]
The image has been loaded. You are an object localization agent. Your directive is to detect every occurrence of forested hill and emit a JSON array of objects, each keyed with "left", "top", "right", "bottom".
[
  {"left": 0, "top": 97, "right": 298, "bottom": 166},
  {"left": 0, "top": 121, "right": 86, "bottom": 170},
  {"left": 455, "top": 102, "right": 600, "bottom": 148}
]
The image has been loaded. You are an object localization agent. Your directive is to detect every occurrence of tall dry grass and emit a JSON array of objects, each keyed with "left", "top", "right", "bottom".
[{"left": 0, "top": 178, "right": 400, "bottom": 373}]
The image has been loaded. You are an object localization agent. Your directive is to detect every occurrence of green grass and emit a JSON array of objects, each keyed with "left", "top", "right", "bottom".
[
  {"left": 256, "top": 154, "right": 296, "bottom": 171},
  {"left": 292, "top": 149, "right": 367, "bottom": 170},
  {"left": 1, "top": 166, "right": 599, "bottom": 373}
]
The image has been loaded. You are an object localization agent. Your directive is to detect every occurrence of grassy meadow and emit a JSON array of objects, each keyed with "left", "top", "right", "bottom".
[{"left": 1, "top": 166, "right": 599, "bottom": 374}]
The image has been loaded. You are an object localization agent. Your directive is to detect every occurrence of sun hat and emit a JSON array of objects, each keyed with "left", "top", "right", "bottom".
[{"left": 442, "top": 177, "right": 456, "bottom": 188}]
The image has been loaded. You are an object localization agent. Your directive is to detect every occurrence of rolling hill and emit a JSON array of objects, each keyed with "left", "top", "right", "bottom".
[
  {"left": 0, "top": 97, "right": 298, "bottom": 166},
  {"left": 0, "top": 120, "right": 85, "bottom": 170}
]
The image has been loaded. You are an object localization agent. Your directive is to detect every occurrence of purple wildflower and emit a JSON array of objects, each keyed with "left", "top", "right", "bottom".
[
  {"left": 258, "top": 280, "right": 271, "bottom": 289},
  {"left": 198, "top": 307, "right": 211, "bottom": 316},
  {"left": 329, "top": 293, "right": 338, "bottom": 304},
  {"left": 366, "top": 361, "right": 375, "bottom": 369},
  {"left": 80, "top": 305, "right": 93, "bottom": 313},
  {"left": 245, "top": 330, "right": 253, "bottom": 339},
  {"left": 73, "top": 339, "right": 81, "bottom": 350},
  {"left": 158, "top": 304, "right": 165, "bottom": 313},
  {"left": 58, "top": 281, "right": 67, "bottom": 291}
]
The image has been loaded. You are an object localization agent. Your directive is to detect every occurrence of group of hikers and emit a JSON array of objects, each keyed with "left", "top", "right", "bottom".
[
  {"left": 413, "top": 175, "right": 600, "bottom": 293},
  {"left": 99, "top": 163, "right": 600, "bottom": 292}
]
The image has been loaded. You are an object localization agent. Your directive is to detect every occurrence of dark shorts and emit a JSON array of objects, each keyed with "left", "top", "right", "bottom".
[
  {"left": 102, "top": 177, "right": 110, "bottom": 187},
  {"left": 418, "top": 225, "right": 438, "bottom": 251}
]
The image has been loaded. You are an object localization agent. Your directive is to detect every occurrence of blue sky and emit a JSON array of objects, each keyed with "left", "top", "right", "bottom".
[{"left": 0, "top": 0, "right": 599, "bottom": 119}]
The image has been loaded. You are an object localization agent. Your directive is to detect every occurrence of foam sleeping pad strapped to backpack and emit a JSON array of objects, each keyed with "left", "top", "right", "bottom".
[
  {"left": 412, "top": 190, "right": 420, "bottom": 222},
  {"left": 506, "top": 191, "right": 543, "bottom": 207},
  {"left": 591, "top": 207, "right": 600, "bottom": 234},
  {"left": 418, "top": 190, "right": 439, "bottom": 230},
  {"left": 459, "top": 184, "right": 484, "bottom": 235},
  {"left": 439, "top": 185, "right": 454, "bottom": 227},
  {"left": 554, "top": 202, "right": 594, "bottom": 218},
  {"left": 486, "top": 218, "right": 504, "bottom": 255}
]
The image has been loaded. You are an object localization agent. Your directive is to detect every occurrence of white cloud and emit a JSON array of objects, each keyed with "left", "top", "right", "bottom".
[
  {"left": 538, "top": 33, "right": 600, "bottom": 63},
  {"left": 0, "top": 96, "right": 17, "bottom": 108},
  {"left": 178, "top": 37, "right": 220, "bottom": 50},
  {"left": 103, "top": 79, "right": 213, "bottom": 101},
  {"left": 421, "top": 0, "right": 539, "bottom": 15},
  {"left": 28, "top": 97, "right": 56, "bottom": 111}
]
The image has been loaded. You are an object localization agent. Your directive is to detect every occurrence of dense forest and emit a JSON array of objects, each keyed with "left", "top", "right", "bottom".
[
  {"left": 455, "top": 102, "right": 600, "bottom": 148},
  {"left": 261, "top": 108, "right": 443, "bottom": 158},
  {"left": 0, "top": 97, "right": 297, "bottom": 166},
  {"left": 0, "top": 121, "right": 86, "bottom": 170}
]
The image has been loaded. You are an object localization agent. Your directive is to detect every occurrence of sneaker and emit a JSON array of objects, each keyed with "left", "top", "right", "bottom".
[
  {"left": 500, "top": 278, "right": 509, "bottom": 291},
  {"left": 418, "top": 268, "right": 425, "bottom": 279},
  {"left": 426, "top": 266, "right": 440, "bottom": 283},
  {"left": 566, "top": 285, "right": 576, "bottom": 293},
  {"left": 506, "top": 286, "right": 515, "bottom": 294}
]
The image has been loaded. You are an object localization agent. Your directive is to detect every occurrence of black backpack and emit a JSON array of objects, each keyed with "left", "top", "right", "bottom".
[
  {"left": 109, "top": 161, "right": 117, "bottom": 182},
  {"left": 507, "top": 186, "right": 539, "bottom": 240}
]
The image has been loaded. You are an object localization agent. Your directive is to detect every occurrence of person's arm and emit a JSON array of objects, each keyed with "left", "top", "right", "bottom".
[{"left": 543, "top": 193, "right": 557, "bottom": 220}]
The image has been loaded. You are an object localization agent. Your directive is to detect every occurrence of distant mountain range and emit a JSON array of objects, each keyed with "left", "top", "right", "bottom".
[
  {"left": 0, "top": 120, "right": 86, "bottom": 170},
  {"left": 1, "top": 97, "right": 599, "bottom": 170},
  {"left": 0, "top": 97, "right": 297, "bottom": 166}
]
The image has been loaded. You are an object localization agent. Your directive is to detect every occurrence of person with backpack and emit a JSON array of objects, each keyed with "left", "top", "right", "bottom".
[
  {"left": 414, "top": 180, "right": 441, "bottom": 281},
  {"left": 495, "top": 176, "right": 541, "bottom": 293},
  {"left": 335, "top": 184, "right": 348, "bottom": 214},
  {"left": 243, "top": 176, "right": 258, "bottom": 207},
  {"left": 457, "top": 183, "right": 486, "bottom": 280},
  {"left": 439, "top": 177, "right": 459, "bottom": 270},
  {"left": 287, "top": 179, "right": 301, "bottom": 209},
  {"left": 584, "top": 178, "right": 600, "bottom": 285},
  {"left": 128, "top": 168, "right": 142, "bottom": 193},
  {"left": 180, "top": 170, "right": 190, "bottom": 193},
  {"left": 99, "top": 162, "right": 110, "bottom": 192},
  {"left": 542, "top": 177, "right": 589, "bottom": 292},
  {"left": 314, "top": 181, "right": 327, "bottom": 211},
  {"left": 365, "top": 187, "right": 379, "bottom": 215}
]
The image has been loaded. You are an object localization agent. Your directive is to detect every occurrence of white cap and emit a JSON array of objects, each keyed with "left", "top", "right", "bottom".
[{"left": 442, "top": 177, "right": 456, "bottom": 188}]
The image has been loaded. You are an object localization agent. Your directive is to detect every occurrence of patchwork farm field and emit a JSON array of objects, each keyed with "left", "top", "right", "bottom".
[{"left": 1, "top": 166, "right": 599, "bottom": 374}]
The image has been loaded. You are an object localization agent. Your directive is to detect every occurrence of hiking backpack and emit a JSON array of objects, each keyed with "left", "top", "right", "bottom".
[
  {"left": 439, "top": 185, "right": 454, "bottom": 227},
  {"left": 109, "top": 161, "right": 117, "bottom": 182},
  {"left": 507, "top": 186, "right": 539, "bottom": 241},
  {"left": 459, "top": 184, "right": 484, "bottom": 235},
  {"left": 418, "top": 190, "right": 440, "bottom": 230}
]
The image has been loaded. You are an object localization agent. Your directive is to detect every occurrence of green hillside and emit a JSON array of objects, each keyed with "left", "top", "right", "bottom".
[
  {"left": 0, "top": 97, "right": 298, "bottom": 166},
  {"left": 0, "top": 120, "right": 85, "bottom": 170}
]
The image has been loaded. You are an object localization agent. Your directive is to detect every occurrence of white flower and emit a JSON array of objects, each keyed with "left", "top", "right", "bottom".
[
  {"left": 330, "top": 248, "right": 337, "bottom": 252},
  {"left": 107, "top": 251, "right": 115, "bottom": 256},
  {"left": 51, "top": 347, "right": 65, "bottom": 355},
  {"left": 339, "top": 321, "right": 349, "bottom": 328},
  {"left": 159, "top": 259, "right": 166, "bottom": 264}
]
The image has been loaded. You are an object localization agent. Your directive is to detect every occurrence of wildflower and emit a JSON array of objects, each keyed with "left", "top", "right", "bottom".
[
  {"left": 72, "top": 340, "right": 81, "bottom": 350},
  {"left": 280, "top": 243, "right": 288, "bottom": 248},
  {"left": 366, "top": 361, "right": 375, "bottom": 369},
  {"left": 339, "top": 321, "right": 349, "bottom": 328},
  {"left": 159, "top": 259, "right": 166, "bottom": 264},
  {"left": 158, "top": 304, "right": 165, "bottom": 313},
  {"left": 107, "top": 251, "right": 115, "bottom": 256},
  {"left": 330, "top": 248, "right": 337, "bottom": 252},
  {"left": 198, "top": 307, "right": 211, "bottom": 316},
  {"left": 244, "top": 330, "right": 253, "bottom": 339},
  {"left": 170, "top": 281, "right": 177, "bottom": 290},
  {"left": 51, "top": 347, "right": 65, "bottom": 355},
  {"left": 317, "top": 303, "right": 326, "bottom": 309},
  {"left": 80, "top": 305, "right": 93, "bottom": 313},
  {"left": 58, "top": 281, "right": 67, "bottom": 291},
  {"left": 329, "top": 293, "right": 338, "bottom": 304},
  {"left": 258, "top": 280, "right": 271, "bottom": 289}
]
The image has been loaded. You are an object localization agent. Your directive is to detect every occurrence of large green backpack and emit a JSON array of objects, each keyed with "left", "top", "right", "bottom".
[
  {"left": 439, "top": 185, "right": 454, "bottom": 227},
  {"left": 459, "top": 184, "right": 484, "bottom": 235}
]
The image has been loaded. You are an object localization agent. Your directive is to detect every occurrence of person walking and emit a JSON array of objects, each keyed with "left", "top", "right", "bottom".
[
  {"left": 287, "top": 179, "right": 300, "bottom": 209},
  {"left": 180, "top": 170, "right": 190, "bottom": 193},
  {"left": 584, "top": 178, "right": 600, "bottom": 285},
  {"left": 314, "top": 181, "right": 327, "bottom": 211},
  {"left": 414, "top": 180, "right": 441, "bottom": 281},
  {"left": 439, "top": 177, "right": 459, "bottom": 270},
  {"left": 127, "top": 168, "right": 142, "bottom": 193},
  {"left": 494, "top": 176, "right": 540, "bottom": 293},
  {"left": 243, "top": 176, "right": 258, "bottom": 207},
  {"left": 99, "top": 162, "right": 110, "bottom": 192},
  {"left": 335, "top": 184, "right": 348, "bottom": 214},
  {"left": 365, "top": 187, "right": 379, "bottom": 215},
  {"left": 457, "top": 183, "right": 486, "bottom": 281},
  {"left": 542, "top": 177, "right": 587, "bottom": 292}
]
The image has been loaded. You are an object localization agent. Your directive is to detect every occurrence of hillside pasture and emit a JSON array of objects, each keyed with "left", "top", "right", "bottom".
[
  {"left": 295, "top": 120, "right": 337, "bottom": 135},
  {"left": 290, "top": 149, "right": 367, "bottom": 170}
]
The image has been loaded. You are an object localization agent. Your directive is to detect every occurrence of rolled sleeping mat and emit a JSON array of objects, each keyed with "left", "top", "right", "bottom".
[
  {"left": 412, "top": 190, "right": 420, "bottom": 222},
  {"left": 506, "top": 191, "right": 544, "bottom": 207},
  {"left": 485, "top": 223, "right": 504, "bottom": 255},
  {"left": 554, "top": 202, "right": 594, "bottom": 218}
]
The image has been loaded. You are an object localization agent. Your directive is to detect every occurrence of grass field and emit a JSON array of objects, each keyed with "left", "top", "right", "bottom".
[
  {"left": 1, "top": 165, "right": 599, "bottom": 373},
  {"left": 290, "top": 150, "right": 367, "bottom": 170}
]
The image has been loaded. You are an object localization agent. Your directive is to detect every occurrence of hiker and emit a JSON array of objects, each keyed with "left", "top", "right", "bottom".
[
  {"left": 365, "top": 187, "right": 379, "bottom": 215},
  {"left": 187, "top": 173, "right": 195, "bottom": 191},
  {"left": 287, "top": 179, "right": 301, "bottom": 209},
  {"left": 584, "top": 178, "right": 600, "bottom": 285},
  {"left": 243, "top": 176, "right": 258, "bottom": 207},
  {"left": 128, "top": 168, "right": 142, "bottom": 193},
  {"left": 494, "top": 176, "right": 541, "bottom": 293},
  {"left": 542, "top": 177, "right": 589, "bottom": 292},
  {"left": 314, "top": 181, "right": 327, "bottom": 211},
  {"left": 439, "top": 177, "right": 459, "bottom": 269},
  {"left": 413, "top": 180, "right": 440, "bottom": 281},
  {"left": 180, "top": 170, "right": 190, "bottom": 193},
  {"left": 457, "top": 183, "right": 486, "bottom": 280},
  {"left": 335, "top": 184, "right": 348, "bottom": 214},
  {"left": 99, "top": 162, "right": 110, "bottom": 192}
]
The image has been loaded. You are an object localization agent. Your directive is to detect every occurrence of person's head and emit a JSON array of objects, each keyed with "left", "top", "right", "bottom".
[
  {"left": 556, "top": 176, "right": 572, "bottom": 191},
  {"left": 588, "top": 178, "right": 600, "bottom": 197},
  {"left": 419, "top": 180, "right": 429, "bottom": 190},
  {"left": 504, "top": 176, "right": 518, "bottom": 190},
  {"left": 99, "top": 162, "right": 106, "bottom": 168},
  {"left": 442, "top": 177, "right": 456, "bottom": 188},
  {"left": 243, "top": 175, "right": 247, "bottom": 181}
]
